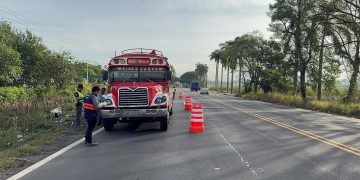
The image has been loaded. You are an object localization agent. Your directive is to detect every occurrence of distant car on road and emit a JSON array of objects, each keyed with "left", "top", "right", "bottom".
[{"left": 200, "top": 88, "right": 209, "bottom": 95}]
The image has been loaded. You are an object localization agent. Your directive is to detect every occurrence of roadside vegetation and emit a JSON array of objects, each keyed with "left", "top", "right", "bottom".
[
  {"left": 208, "top": 0, "right": 360, "bottom": 118},
  {"left": 0, "top": 21, "right": 100, "bottom": 168}
]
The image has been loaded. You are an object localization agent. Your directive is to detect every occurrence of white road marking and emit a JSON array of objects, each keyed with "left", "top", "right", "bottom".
[
  {"left": 213, "top": 124, "right": 259, "bottom": 178},
  {"left": 7, "top": 128, "right": 104, "bottom": 180}
]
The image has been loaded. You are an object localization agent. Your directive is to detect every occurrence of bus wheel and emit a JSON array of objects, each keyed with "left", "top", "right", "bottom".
[
  {"left": 103, "top": 119, "right": 114, "bottom": 131},
  {"left": 159, "top": 116, "right": 168, "bottom": 131}
]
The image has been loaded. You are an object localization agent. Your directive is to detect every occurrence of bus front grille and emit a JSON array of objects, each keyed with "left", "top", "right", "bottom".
[{"left": 118, "top": 88, "right": 148, "bottom": 107}]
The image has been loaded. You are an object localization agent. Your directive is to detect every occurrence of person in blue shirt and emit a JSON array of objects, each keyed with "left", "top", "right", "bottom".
[{"left": 83, "top": 86, "right": 106, "bottom": 146}]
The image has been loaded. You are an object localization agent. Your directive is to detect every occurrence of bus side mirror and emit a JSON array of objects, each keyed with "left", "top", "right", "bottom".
[{"left": 103, "top": 71, "right": 108, "bottom": 81}]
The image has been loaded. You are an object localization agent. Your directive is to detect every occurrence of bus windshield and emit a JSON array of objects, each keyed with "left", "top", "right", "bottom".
[{"left": 109, "top": 67, "right": 169, "bottom": 82}]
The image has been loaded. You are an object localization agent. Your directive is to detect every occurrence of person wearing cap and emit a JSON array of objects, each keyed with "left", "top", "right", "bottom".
[
  {"left": 73, "top": 84, "right": 85, "bottom": 126},
  {"left": 83, "top": 86, "right": 106, "bottom": 146}
]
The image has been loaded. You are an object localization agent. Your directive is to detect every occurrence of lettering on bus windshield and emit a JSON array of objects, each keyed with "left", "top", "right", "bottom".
[{"left": 111, "top": 67, "right": 166, "bottom": 71}]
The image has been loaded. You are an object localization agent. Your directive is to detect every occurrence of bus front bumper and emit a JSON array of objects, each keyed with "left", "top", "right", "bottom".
[{"left": 100, "top": 108, "right": 168, "bottom": 119}]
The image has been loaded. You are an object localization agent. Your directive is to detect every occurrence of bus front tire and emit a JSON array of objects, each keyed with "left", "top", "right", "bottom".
[
  {"left": 159, "top": 116, "right": 168, "bottom": 131},
  {"left": 103, "top": 119, "right": 114, "bottom": 131}
]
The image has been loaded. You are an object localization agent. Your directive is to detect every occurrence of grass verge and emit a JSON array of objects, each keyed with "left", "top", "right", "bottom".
[
  {"left": 0, "top": 127, "right": 66, "bottom": 169},
  {"left": 241, "top": 92, "right": 360, "bottom": 119}
]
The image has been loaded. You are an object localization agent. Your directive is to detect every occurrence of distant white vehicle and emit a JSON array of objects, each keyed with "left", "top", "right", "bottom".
[{"left": 200, "top": 88, "right": 209, "bottom": 95}]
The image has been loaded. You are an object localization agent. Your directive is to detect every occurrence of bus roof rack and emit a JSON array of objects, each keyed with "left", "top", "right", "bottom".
[{"left": 121, "top": 48, "right": 164, "bottom": 57}]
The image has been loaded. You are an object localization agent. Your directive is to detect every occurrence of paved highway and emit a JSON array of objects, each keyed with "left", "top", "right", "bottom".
[{"left": 17, "top": 90, "right": 360, "bottom": 180}]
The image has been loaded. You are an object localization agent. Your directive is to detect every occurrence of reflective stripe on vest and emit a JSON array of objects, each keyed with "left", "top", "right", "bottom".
[
  {"left": 83, "top": 103, "right": 96, "bottom": 110},
  {"left": 74, "top": 91, "right": 85, "bottom": 103}
]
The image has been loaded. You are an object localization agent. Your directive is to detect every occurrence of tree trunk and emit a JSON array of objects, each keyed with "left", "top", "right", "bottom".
[
  {"left": 347, "top": 63, "right": 359, "bottom": 102},
  {"left": 254, "top": 76, "right": 258, "bottom": 94},
  {"left": 231, "top": 69, "right": 234, "bottom": 94},
  {"left": 317, "top": 33, "right": 326, "bottom": 101},
  {"left": 294, "top": 0, "right": 303, "bottom": 96},
  {"left": 293, "top": 69, "right": 298, "bottom": 95},
  {"left": 347, "top": 38, "right": 360, "bottom": 102},
  {"left": 215, "top": 61, "right": 219, "bottom": 91},
  {"left": 300, "top": 64, "right": 306, "bottom": 101},
  {"left": 254, "top": 72, "right": 259, "bottom": 94},
  {"left": 238, "top": 60, "right": 242, "bottom": 96},
  {"left": 226, "top": 66, "right": 230, "bottom": 92},
  {"left": 220, "top": 64, "right": 224, "bottom": 92}
]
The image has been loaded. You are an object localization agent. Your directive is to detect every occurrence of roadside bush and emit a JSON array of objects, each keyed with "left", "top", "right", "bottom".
[
  {"left": 0, "top": 87, "right": 35, "bottom": 101},
  {"left": 242, "top": 92, "right": 360, "bottom": 119}
]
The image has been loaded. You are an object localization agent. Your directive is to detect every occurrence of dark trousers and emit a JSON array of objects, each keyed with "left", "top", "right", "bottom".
[
  {"left": 85, "top": 119, "right": 97, "bottom": 143},
  {"left": 75, "top": 103, "right": 83, "bottom": 126}
]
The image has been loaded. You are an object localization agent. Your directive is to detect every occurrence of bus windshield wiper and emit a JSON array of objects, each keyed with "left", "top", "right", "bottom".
[
  {"left": 140, "top": 76, "right": 155, "bottom": 83},
  {"left": 122, "top": 77, "right": 136, "bottom": 82}
]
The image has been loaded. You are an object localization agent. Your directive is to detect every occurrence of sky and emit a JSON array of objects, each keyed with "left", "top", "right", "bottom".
[{"left": 0, "top": 0, "right": 275, "bottom": 80}]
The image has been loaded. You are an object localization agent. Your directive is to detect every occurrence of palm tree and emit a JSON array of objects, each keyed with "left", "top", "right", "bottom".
[
  {"left": 219, "top": 50, "right": 227, "bottom": 92},
  {"left": 220, "top": 40, "right": 237, "bottom": 94},
  {"left": 195, "top": 63, "right": 209, "bottom": 87},
  {"left": 209, "top": 50, "right": 221, "bottom": 91}
]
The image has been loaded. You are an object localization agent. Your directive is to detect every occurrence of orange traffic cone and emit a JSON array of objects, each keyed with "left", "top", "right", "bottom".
[
  {"left": 179, "top": 91, "right": 183, "bottom": 99},
  {"left": 189, "top": 104, "right": 205, "bottom": 133},
  {"left": 184, "top": 96, "right": 192, "bottom": 111}
]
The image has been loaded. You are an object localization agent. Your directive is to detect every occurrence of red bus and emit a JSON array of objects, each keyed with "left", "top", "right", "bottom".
[{"left": 101, "top": 48, "right": 174, "bottom": 131}]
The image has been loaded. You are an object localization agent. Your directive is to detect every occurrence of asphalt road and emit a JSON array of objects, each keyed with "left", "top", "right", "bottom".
[{"left": 18, "top": 90, "right": 360, "bottom": 180}]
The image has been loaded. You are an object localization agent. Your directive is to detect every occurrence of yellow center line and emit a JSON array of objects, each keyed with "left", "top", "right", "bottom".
[{"left": 210, "top": 98, "right": 360, "bottom": 157}]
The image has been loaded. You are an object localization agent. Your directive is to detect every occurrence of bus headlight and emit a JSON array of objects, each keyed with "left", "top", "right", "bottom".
[
  {"left": 153, "top": 93, "right": 167, "bottom": 105},
  {"left": 105, "top": 99, "right": 113, "bottom": 105},
  {"left": 154, "top": 96, "right": 167, "bottom": 104}
]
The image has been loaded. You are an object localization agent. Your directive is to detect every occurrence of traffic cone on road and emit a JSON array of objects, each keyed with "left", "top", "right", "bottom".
[
  {"left": 184, "top": 96, "right": 192, "bottom": 111},
  {"left": 189, "top": 104, "right": 205, "bottom": 133},
  {"left": 179, "top": 91, "right": 183, "bottom": 99}
]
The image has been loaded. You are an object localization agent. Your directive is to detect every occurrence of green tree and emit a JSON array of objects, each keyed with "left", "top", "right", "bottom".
[
  {"left": 324, "top": 0, "right": 360, "bottom": 102},
  {"left": 0, "top": 43, "right": 22, "bottom": 85},
  {"left": 195, "top": 63, "right": 209, "bottom": 87},
  {"left": 269, "top": 0, "right": 321, "bottom": 101},
  {"left": 180, "top": 71, "right": 197, "bottom": 86},
  {"left": 16, "top": 30, "right": 48, "bottom": 87}
]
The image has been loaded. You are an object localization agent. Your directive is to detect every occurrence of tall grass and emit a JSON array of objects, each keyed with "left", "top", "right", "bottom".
[
  {"left": 0, "top": 96, "right": 75, "bottom": 168},
  {"left": 242, "top": 92, "right": 360, "bottom": 118},
  {"left": 0, "top": 85, "right": 96, "bottom": 168},
  {"left": 0, "top": 96, "right": 74, "bottom": 151}
]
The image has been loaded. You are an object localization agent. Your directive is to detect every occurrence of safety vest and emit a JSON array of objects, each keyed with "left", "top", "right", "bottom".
[
  {"left": 74, "top": 91, "right": 85, "bottom": 103},
  {"left": 83, "top": 103, "right": 96, "bottom": 110},
  {"left": 83, "top": 93, "right": 99, "bottom": 120}
]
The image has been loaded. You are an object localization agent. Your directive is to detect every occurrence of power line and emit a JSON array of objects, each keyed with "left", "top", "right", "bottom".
[
  {"left": 0, "top": 4, "right": 110, "bottom": 58},
  {"left": 0, "top": 12, "right": 75, "bottom": 45}
]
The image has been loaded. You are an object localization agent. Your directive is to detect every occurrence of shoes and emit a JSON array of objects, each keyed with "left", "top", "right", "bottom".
[
  {"left": 85, "top": 142, "right": 98, "bottom": 147},
  {"left": 84, "top": 140, "right": 97, "bottom": 145}
]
